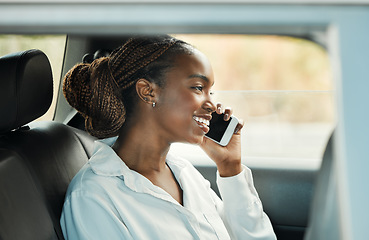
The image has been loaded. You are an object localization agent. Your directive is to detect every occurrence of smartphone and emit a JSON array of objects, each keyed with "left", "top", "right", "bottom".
[{"left": 205, "top": 112, "right": 239, "bottom": 146}]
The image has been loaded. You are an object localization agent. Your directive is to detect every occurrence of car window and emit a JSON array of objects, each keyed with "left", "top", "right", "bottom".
[
  {"left": 0, "top": 34, "right": 66, "bottom": 121},
  {"left": 169, "top": 34, "right": 335, "bottom": 166}
]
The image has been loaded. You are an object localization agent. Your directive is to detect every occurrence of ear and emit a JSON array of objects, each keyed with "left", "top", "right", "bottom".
[{"left": 136, "top": 79, "right": 158, "bottom": 104}]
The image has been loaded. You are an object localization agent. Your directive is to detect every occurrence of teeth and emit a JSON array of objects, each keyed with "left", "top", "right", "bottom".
[{"left": 193, "top": 116, "right": 210, "bottom": 126}]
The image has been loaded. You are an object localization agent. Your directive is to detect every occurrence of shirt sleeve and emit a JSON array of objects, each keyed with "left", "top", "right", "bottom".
[
  {"left": 60, "top": 191, "right": 133, "bottom": 240},
  {"left": 214, "top": 165, "right": 277, "bottom": 240}
]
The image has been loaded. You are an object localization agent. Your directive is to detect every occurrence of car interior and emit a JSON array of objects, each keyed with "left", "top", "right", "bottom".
[
  {"left": 3, "top": 2, "right": 369, "bottom": 240},
  {"left": 2, "top": 1, "right": 369, "bottom": 239},
  {"left": 0, "top": 49, "right": 97, "bottom": 239},
  {"left": 0, "top": 35, "right": 335, "bottom": 240}
]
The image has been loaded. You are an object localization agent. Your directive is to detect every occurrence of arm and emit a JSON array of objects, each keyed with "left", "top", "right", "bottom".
[
  {"left": 60, "top": 192, "right": 133, "bottom": 240},
  {"left": 215, "top": 166, "right": 276, "bottom": 240},
  {"left": 201, "top": 105, "right": 276, "bottom": 240}
]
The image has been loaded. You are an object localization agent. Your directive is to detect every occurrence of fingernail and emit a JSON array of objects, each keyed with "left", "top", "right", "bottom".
[
  {"left": 234, "top": 126, "right": 241, "bottom": 134},
  {"left": 224, "top": 113, "right": 229, "bottom": 120}
]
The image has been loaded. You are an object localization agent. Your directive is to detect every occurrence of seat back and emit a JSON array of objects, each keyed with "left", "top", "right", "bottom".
[
  {"left": 304, "top": 132, "right": 340, "bottom": 240},
  {"left": 0, "top": 50, "right": 96, "bottom": 240}
]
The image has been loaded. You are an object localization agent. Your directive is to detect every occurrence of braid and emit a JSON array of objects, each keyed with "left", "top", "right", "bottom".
[
  {"left": 86, "top": 58, "right": 125, "bottom": 137},
  {"left": 63, "top": 35, "right": 192, "bottom": 138},
  {"left": 62, "top": 63, "right": 92, "bottom": 118},
  {"left": 108, "top": 37, "right": 178, "bottom": 90}
]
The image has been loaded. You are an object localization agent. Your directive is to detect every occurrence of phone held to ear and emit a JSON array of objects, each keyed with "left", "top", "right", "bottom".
[{"left": 205, "top": 112, "right": 239, "bottom": 146}]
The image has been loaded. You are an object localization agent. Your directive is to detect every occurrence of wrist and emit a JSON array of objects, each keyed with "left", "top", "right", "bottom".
[{"left": 217, "top": 162, "right": 242, "bottom": 177}]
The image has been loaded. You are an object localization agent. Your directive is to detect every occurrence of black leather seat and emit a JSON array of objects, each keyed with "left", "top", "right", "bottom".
[{"left": 0, "top": 49, "right": 96, "bottom": 240}]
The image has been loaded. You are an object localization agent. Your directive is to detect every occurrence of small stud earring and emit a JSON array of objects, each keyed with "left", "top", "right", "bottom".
[{"left": 152, "top": 102, "right": 156, "bottom": 108}]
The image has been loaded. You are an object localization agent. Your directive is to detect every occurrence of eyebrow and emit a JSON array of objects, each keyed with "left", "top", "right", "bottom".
[{"left": 188, "top": 74, "right": 209, "bottom": 83}]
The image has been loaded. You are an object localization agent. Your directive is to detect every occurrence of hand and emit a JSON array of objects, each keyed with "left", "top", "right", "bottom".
[{"left": 200, "top": 104, "right": 244, "bottom": 177}]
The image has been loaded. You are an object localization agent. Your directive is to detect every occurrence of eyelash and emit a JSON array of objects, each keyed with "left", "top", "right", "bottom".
[
  {"left": 192, "top": 86, "right": 215, "bottom": 96},
  {"left": 192, "top": 86, "right": 203, "bottom": 92}
]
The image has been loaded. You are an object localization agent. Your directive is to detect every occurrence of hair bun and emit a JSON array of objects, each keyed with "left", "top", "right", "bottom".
[
  {"left": 63, "top": 63, "right": 92, "bottom": 117},
  {"left": 63, "top": 59, "right": 126, "bottom": 138}
]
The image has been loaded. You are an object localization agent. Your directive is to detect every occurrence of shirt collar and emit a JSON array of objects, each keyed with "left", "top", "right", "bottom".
[
  {"left": 88, "top": 137, "right": 189, "bottom": 194},
  {"left": 89, "top": 137, "right": 127, "bottom": 177}
]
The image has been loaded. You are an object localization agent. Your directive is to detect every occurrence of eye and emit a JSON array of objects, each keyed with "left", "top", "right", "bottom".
[{"left": 192, "top": 86, "right": 203, "bottom": 92}]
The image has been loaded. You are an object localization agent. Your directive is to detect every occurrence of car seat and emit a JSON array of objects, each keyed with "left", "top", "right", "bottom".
[
  {"left": 0, "top": 49, "right": 96, "bottom": 240},
  {"left": 304, "top": 132, "right": 340, "bottom": 240}
]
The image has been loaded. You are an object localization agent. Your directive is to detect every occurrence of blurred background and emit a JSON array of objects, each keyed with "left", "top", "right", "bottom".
[
  {"left": 172, "top": 34, "right": 334, "bottom": 164},
  {"left": 0, "top": 34, "right": 335, "bottom": 164}
]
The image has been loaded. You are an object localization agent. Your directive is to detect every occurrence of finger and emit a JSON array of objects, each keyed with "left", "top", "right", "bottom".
[
  {"left": 200, "top": 135, "right": 220, "bottom": 154},
  {"left": 234, "top": 119, "right": 244, "bottom": 134},
  {"left": 223, "top": 107, "right": 232, "bottom": 121},
  {"left": 216, "top": 103, "right": 223, "bottom": 114}
]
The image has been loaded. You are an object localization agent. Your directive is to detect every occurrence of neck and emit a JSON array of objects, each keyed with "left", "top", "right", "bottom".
[
  {"left": 112, "top": 113, "right": 184, "bottom": 206},
  {"left": 112, "top": 118, "right": 171, "bottom": 174}
]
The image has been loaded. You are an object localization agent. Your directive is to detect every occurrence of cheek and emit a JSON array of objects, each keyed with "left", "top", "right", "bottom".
[
  {"left": 162, "top": 90, "right": 201, "bottom": 113},
  {"left": 158, "top": 92, "right": 202, "bottom": 130}
]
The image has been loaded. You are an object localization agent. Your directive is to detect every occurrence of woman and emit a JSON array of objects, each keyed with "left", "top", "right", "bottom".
[{"left": 60, "top": 35, "right": 276, "bottom": 240}]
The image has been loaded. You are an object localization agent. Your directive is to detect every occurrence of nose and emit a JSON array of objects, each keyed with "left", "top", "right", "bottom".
[{"left": 203, "top": 99, "right": 216, "bottom": 113}]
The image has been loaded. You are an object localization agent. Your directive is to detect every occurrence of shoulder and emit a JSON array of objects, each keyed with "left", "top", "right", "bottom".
[
  {"left": 65, "top": 162, "right": 109, "bottom": 199},
  {"left": 64, "top": 154, "right": 125, "bottom": 202},
  {"left": 65, "top": 136, "right": 127, "bottom": 196}
]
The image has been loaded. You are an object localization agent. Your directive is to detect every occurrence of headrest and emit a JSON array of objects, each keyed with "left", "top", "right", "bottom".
[{"left": 0, "top": 49, "right": 53, "bottom": 134}]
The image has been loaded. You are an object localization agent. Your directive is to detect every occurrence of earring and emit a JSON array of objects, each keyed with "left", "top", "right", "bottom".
[{"left": 152, "top": 102, "right": 156, "bottom": 108}]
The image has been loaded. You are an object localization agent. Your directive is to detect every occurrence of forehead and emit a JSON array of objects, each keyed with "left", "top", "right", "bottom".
[{"left": 166, "top": 50, "right": 214, "bottom": 85}]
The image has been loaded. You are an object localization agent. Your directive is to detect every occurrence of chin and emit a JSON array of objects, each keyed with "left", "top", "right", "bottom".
[{"left": 186, "top": 135, "right": 204, "bottom": 145}]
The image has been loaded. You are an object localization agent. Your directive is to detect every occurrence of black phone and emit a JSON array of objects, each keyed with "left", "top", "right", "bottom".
[{"left": 205, "top": 112, "right": 239, "bottom": 146}]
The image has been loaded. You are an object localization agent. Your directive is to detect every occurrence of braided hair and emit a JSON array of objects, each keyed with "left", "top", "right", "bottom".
[{"left": 63, "top": 35, "right": 193, "bottom": 138}]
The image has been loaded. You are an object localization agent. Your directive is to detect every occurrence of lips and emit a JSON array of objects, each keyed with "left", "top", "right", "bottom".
[{"left": 193, "top": 116, "right": 210, "bottom": 134}]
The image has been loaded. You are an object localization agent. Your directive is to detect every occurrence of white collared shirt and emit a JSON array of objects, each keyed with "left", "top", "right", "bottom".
[{"left": 60, "top": 138, "right": 276, "bottom": 240}]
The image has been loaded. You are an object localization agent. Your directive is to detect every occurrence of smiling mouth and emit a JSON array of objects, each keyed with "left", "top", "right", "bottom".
[{"left": 193, "top": 116, "right": 210, "bottom": 133}]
